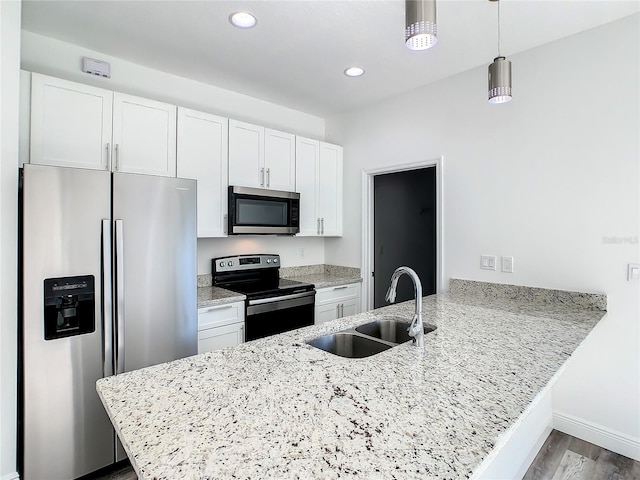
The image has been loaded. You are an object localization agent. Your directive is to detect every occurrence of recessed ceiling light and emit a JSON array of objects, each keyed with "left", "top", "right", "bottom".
[
  {"left": 229, "top": 11, "right": 257, "bottom": 29},
  {"left": 344, "top": 67, "right": 365, "bottom": 77}
]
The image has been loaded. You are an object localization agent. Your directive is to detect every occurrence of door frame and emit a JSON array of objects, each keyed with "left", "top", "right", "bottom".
[{"left": 361, "top": 157, "right": 444, "bottom": 312}]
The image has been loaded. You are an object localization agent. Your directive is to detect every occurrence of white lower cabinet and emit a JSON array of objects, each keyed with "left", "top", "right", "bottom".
[
  {"left": 197, "top": 301, "right": 245, "bottom": 354},
  {"left": 314, "top": 283, "right": 361, "bottom": 325}
]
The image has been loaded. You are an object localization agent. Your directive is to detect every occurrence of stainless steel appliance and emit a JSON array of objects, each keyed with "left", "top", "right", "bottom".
[
  {"left": 227, "top": 186, "right": 300, "bottom": 235},
  {"left": 19, "top": 164, "right": 197, "bottom": 479},
  {"left": 212, "top": 254, "right": 314, "bottom": 340}
]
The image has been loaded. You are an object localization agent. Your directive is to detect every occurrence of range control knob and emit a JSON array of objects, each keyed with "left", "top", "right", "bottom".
[
  {"left": 266, "top": 259, "right": 272, "bottom": 264},
  {"left": 219, "top": 261, "right": 225, "bottom": 267},
  {"left": 227, "top": 261, "right": 233, "bottom": 267},
  {"left": 273, "top": 258, "right": 278, "bottom": 263}
]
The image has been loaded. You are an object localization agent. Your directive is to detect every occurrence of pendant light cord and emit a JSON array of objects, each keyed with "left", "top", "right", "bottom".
[{"left": 497, "top": 0, "right": 501, "bottom": 57}]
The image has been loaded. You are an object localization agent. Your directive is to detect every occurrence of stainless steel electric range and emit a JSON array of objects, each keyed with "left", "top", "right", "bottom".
[{"left": 212, "top": 254, "right": 315, "bottom": 341}]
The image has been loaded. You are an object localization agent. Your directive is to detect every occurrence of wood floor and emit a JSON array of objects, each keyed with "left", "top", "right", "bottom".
[
  {"left": 86, "top": 430, "right": 639, "bottom": 480},
  {"left": 524, "top": 430, "right": 640, "bottom": 480}
]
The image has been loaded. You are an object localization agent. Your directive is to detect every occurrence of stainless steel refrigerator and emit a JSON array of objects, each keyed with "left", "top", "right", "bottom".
[{"left": 19, "top": 164, "right": 197, "bottom": 479}]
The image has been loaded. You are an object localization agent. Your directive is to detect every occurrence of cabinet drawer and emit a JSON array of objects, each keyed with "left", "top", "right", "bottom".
[
  {"left": 315, "top": 283, "right": 359, "bottom": 305},
  {"left": 198, "top": 301, "right": 244, "bottom": 330}
]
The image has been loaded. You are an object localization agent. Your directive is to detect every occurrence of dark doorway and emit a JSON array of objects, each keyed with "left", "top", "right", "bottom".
[{"left": 373, "top": 167, "right": 437, "bottom": 308}]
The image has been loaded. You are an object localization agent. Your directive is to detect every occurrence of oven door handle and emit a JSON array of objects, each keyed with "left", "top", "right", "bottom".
[{"left": 248, "top": 290, "right": 315, "bottom": 306}]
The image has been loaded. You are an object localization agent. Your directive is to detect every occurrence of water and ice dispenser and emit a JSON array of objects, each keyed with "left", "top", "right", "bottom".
[{"left": 43, "top": 275, "right": 96, "bottom": 340}]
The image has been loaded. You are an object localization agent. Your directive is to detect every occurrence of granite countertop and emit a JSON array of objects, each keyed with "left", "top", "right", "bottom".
[
  {"left": 97, "top": 283, "right": 605, "bottom": 479},
  {"left": 197, "top": 286, "right": 245, "bottom": 309},
  {"left": 283, "top": 273, "right": 362, "bottom": 289}
]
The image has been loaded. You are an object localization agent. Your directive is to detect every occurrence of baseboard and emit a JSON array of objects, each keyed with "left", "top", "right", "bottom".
[
  {"left": 1, "top": 472, "right": 20, "bottom": 480},
  {"left": 553, "top": 411, "right": 640, "bottom": 461}
]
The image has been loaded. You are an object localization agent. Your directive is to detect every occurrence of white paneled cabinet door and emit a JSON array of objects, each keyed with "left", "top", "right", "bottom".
[
  {"left": 264, "top": 128, "right": 296, "bottom": 191},
  {"left": 112, "top": 93, "right": 177, "bottom": 177},
  {"left": 228, "top": 119, "right": 264, "bottom": 188},
  {"left": 30, "top": 73, "right": 113, "bottom": 170},
  {"left": 197, "top": 323, "right": 244, "bottom": 354},
  {"left": 295, "top": 137, "right": 320, "bottom": 236},
  {"left": 318, "top": 142, "right": 343, "bottom": 236},
  {"left": 177, "top": 108, "right": 229, "bottom": 237}
]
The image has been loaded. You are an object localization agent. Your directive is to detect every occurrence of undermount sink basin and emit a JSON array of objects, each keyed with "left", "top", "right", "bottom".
[
  {"left": 355, "top": 317, "right": 437, "bottom": 344},
  {"left": 306, "top": 332, "right": 392, "bottom": 359}
]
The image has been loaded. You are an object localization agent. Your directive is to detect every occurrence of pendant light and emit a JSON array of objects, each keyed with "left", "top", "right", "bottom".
[
  {"left": 405, "top": 0, "right": 437, "bottom": 51},
  {"left": 488, "top": 0, "right": 512, "bottom": 104}
]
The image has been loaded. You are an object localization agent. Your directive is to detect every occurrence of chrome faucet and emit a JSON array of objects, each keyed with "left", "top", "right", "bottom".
[{"left": 385, "top": 266, "right": 424, "bottom": 348}]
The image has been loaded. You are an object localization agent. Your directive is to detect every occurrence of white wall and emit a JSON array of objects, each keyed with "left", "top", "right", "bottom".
[
  {"left": 1, "top": 2, "right": 21, "bottom": 478},
  {"left": 19, "top": 31, "right": 329, "bottom": 273},
  {"left": 325, "top": 14, "right": 640, "bottom": 454}
]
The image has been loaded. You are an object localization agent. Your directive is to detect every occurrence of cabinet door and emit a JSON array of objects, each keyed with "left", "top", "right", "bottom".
[
  {"left": 264, "top": 128, "right": 296, "bottom": 191},
  {"left": 295, "top": 136, "right": 320, "bottom": 236},
  {"left": 315, "top": 303, "right": 339, "bottom": 325},
  {"left": 197, "top": 322, "right": 244, "bottom": 354},
  {"left": 112, "top": 93, "right": 177, "bottom": 177},
  {"left": 341, "top": 298, "right": 360, "bottom": 318},
  {"left": 30, "top": 73, "right": 112, "bottom": 170},
  {"left": 318, "top": 142, "right": 343, "bottom": 236},
  {"left": 228, "top": 119, "right": 264, "bottom": 188},
  {"left": 177, "top": 108, "right": 229, "bottom": 237}
]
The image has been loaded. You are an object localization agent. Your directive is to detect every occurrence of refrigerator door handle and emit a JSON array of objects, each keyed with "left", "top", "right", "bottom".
[
  {"left": 102, "top": 219, "right": 114, "bottom": 377},
  {"left": 115, "top": 219, "right": 125, "bottom": 374}
]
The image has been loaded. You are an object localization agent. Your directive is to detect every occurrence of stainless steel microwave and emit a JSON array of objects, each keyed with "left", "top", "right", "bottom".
[{"left": 227, "top": 186, "right": 300, "bottom": 235}]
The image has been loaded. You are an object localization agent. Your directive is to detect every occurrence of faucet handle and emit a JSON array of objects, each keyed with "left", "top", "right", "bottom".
[{"left": 408, "top": 314, "right": 421, "bottom": 337}]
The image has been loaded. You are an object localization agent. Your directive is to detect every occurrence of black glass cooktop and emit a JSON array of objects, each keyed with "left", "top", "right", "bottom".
[{"left": 217, "top": 277, "right": 314, "bottom": 299}]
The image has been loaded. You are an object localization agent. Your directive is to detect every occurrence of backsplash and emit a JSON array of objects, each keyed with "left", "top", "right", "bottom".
[
  {"left": 198, "top": 264, "right": 361, "bottom": 288},
  {"left": 449, "top": 278, "right": 607, "bottom": 311}
]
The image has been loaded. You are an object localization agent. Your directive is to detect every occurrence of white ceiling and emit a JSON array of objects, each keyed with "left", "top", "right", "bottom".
[{"left": 21, "top": 0, "right": 639, "bottom": 117}]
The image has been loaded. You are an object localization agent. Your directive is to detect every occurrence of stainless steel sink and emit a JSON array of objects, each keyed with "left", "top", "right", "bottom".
[
  {"left": 355, "top": 317, "right": 437, "bottom": 344},
  {"left": 306, "top": 332, "right": 393, "bottom": 359}
]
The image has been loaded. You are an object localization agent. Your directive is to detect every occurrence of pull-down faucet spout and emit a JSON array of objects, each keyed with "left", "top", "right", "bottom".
[{"left": 385, "top": 266, "right": 424, "bottom": 348}]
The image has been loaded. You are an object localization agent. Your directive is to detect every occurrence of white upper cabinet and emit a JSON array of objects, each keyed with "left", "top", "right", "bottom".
[
  {"left": 228, "top": 119, "right": 264, "bottom": 188},
  {"left": 29, "top": 73, "right": 177, "bottom": 177},
  {"left": 295, "top": 137, "right": 343, "bottom": 237},
  {"left": 295, "top": 137, "right": 320, "bottom": 236},
  {"left": 318, "top": 142, "right": 343, "bottom": 236},
  {"left": 264, "top": 128, "right": 296, "bottom": 191},
  {"left": 30, "top": 73, "right": 113, "bottom": 170},
  {"left": 228, "top": 120, "right": 296, "bottom": 191},
  {"left": 177, "top": 107, "right": 229, "bottom": 238},
  {"left": 112, "top": 93, "right": 176, "bottom": 177}
]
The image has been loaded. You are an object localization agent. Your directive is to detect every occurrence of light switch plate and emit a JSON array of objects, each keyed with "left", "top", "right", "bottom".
[
  {"left": 628, "top": 263, "right": 640, "bottom": 281},
  {"left": 481, "top": 255, "right": 496, "bottom": 271},
  {"left": 501, "top": 256, "right": 514, "bottom": 273}
]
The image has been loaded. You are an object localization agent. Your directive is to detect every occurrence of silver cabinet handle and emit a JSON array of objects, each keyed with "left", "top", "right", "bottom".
[
  {"left": 203, "top": 304, "right": 233, "bottom": 313},
  {"left": 114, "top": 144, "right": 120, "bottom": 171},
  {"left": 340, "top": 304, "right": 344, "bottom": 317},
  {"left": 223, "top": 214, "right": 228, "bottom": 235},
  {"left": 115, "top": 219, "right": 125, "bottom": 374},
  {"left": 101, "top": 219, "right": 114, "bottom": 377},
  {"left": 336, "top": 305, "right": 340, "bottom": 318},
  {"left": 260, "top": 168, "right": 265, "bottom": 186},
  {"left": 334, "top": 285, "right": 348, "bottom": 290},
  {"left": 266, "top": 168, "right": 270, "bottom": 188},
  {"left": 321, "top": 218, "right": 325, "bottom": 235},
  {"left": 240, "top": 325, "right": 245, "bottom": 343},
  {"left": 106, "top": 143, "right": 111, "bottom": 171},
  {"left": 317, "top": 218, "right": 320, "bottom": 235}
]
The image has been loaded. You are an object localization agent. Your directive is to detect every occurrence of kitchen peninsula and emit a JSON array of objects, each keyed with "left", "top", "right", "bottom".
[{"left": 96, "top": 280, "right": 606, "bottom": 479}]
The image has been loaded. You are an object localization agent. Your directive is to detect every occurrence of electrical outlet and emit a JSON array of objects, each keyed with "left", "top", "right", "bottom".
[
  {"left": 480, "top": 255, "right": 496, "bottom": 271},
  {"left": 299, "top": 248, "right": 305, "bottom": 259},
  {"left": 628, "top": 263, "right": 640, "bottom": 281},
  {"left": 501, "top": 256, "right": 514, "bottom": 273}
]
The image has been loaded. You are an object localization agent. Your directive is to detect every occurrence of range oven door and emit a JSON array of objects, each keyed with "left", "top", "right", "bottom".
[{"left": 245, "top": 291, "right": 315, "bottom": 341}]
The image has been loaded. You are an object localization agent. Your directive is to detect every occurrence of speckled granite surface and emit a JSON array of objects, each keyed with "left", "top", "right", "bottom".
[
  {"left": 197, "top": 286, "right": 245, "bottom": 308},
  {"left": 450, "top": 278, "right": 607, "bottom": 311},
  {"left": 97, "top": 286, "right": 605, "bottom": 480},
  {"left": 281, "top": 264, "right": 362, "bottom": 289}
]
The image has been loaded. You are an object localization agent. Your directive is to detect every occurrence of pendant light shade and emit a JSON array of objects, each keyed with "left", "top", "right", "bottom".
[
  {"left": 488, "top": 56, "right": 512, "bottom": 103},
  {"left": 405, "top": 0, "right": 437, "bottom": 51},
  {"left": 487, "top": 0, "right": 512, "bottom": 103}
]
